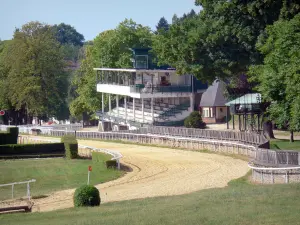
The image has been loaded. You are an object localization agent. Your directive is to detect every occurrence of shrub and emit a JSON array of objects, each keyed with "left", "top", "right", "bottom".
[
  {"left": 0, "top": 127, "right": 19, "bottom": 145},
  {"left": 106, "top": 160, "right": 117, "bottom": 169},
  {"left": 74, "top": 185, "right": 101, "bottom": 207},
  {"left": 184, "top": 112, "right": 206, "bottom": 129},
  {"left": 61, "top": 135, "right": 78, "bottom": 159}
]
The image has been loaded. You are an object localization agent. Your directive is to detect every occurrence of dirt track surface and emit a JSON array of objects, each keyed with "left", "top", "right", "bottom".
[{"left": 30, "top": 140, "right": 249, "bottom": 212}]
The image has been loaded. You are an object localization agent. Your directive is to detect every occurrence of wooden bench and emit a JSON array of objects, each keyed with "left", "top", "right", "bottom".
[{"left": 0, "top": 202, "right": 34, "bottom": 214}]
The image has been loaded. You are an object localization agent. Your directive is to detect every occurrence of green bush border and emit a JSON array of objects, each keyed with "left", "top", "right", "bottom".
[
  {"left": 61, "top": 135, "right": 78, "bottom": 159},
  {"left": 0, "top": 143, "right": 65, "bottom": 155},
  {"left": 0, "top": 127, "right": 19, "bottom": 145}
]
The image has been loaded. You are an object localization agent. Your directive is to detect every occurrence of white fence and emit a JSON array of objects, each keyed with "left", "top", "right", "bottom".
[
  {"left": 79, "top": 145, "right": 122, "bottom": 170},
  {"left": 2, "top": 125, "right": 298, "bottom": 167},
  {"left": 248, "top": 163, "right": 300, "bottom": 184},
  {"left": 255, "top": 149, "right": 300, "bottom": 166},
  {"left": 0, "top": 124, "right": 83, "bottom": 135},
  {"left": 0, "top": 179, "right": 36, "bottom": 200}
]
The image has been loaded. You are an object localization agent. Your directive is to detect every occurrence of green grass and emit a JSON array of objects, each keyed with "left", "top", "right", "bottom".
[
  {"left": 273, "top": 130, "right": 300, "bottom": 137},
  {"left": 270, "top": 139, "right": 300, "bottom": 151},
  {"left": 0, "top": 154, "right": 124, "bottom": 200},
  {"left": 2, "top": 173, "right": 300, "bottom": 225}
]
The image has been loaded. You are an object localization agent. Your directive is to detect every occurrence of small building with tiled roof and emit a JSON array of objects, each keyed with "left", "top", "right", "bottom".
[{"left": 199, "top": 80, "right": 228, "bottom": 124}]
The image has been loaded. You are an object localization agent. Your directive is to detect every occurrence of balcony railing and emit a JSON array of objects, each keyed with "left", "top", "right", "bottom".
[{"left": 130, "top": 85, "right": 192, "bottom": 93}]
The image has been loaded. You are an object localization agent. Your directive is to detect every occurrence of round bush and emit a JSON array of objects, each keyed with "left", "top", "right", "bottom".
[
  {"left": 73, "top": 185, "right": 101, "bottom": 207},
  {"left": 184, "top": 111, "right": 206, "bottom": 129}
]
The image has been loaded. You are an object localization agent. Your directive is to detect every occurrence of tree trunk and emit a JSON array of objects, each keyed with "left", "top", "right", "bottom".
[
  {"left": 263, "top": 120, "right": 275, "bottom": 139},
  {"left": 290, "top": 130, "right": 294, "bottom": 143}
]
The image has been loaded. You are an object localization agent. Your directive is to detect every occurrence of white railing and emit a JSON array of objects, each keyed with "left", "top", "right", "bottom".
[
  {"left": 248, "top": 164, "right": 300, "bottom": 170},
  {"left": 78, "top": 145, "right": 122, "bottom": 170},
  {"left": 3, "top": 125, "right": 297, "bottom": 167},
  {"left": 248, "top": 163, "right": 300, "bottom": 184},
  {"left": 0, "top": 179, "right": 36, "bottom": 200},
  {"left": 0, "top": 124, "right": 83, "bottom": 135}
]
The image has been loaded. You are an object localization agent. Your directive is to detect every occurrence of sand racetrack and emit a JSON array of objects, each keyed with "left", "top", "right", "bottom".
[{"left": 32, "top": 140, "right": 249, "bottom": 212}]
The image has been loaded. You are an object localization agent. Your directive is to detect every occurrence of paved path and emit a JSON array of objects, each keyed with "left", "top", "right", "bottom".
[{"left": 30, "top": 139, "right": 249, "bottom": 212}]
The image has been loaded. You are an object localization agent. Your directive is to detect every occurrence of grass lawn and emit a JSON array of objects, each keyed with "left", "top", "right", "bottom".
[
  {"left": 270, "top": 139, "right": 300, "bottom": 151},
  {"left": 273, "top": 130, "right": 300, "bottom": 137},
  {"left": 1, "top": 174, "right": 300, "bottom": 225},
  {"left": 0, "top": 153, "right": 124, "bottom": 200}
]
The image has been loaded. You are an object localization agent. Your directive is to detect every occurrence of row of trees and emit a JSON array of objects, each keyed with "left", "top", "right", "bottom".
[
  {"left": 1, "top": 1, "right": 300, "bottom": 141},
  {"left": 151, "top": 1, "right": 300, "bottom": 141}
]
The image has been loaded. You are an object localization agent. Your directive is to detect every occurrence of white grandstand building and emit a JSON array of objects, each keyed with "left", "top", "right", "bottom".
[{"left": 95, "top": 48, "right": 208, "bottom": 130}]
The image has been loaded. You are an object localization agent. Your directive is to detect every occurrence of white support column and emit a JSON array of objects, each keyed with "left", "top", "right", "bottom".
[
  {"left": 142, "top": 98, "right": 144, "bottom": 123},
  {"left": 189, "top": 94, "right": 194, "bottom": 112},
  {"left": 133, "top": 98, "right": 136, "bottom": 121},
  {"left": 125, "top": 96, "right": 127, "bottom": 122},
  {"left": 151, "top": 98, "right": 154, "bottom": 122},
  {"left": 109, "top": 94, "right": 111, "bottom": 112},
  {"left": 116, "top": 95, "right": 119, "bottom": 117},
  {"left": 102, "top": 93, "right": 104, "bottom": 113}
]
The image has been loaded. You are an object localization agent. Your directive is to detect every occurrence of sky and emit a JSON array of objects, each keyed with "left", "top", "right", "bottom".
[{"left": 1, "top": 0, "right": 199, "bottom": 41}]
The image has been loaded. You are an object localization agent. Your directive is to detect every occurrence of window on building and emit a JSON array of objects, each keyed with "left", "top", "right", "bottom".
[
  {"left": 202, "top": 107, "right": 215, "bottom": 118},
  {"left": 203, "top": 107, "right": 210, "bottom": 118}
]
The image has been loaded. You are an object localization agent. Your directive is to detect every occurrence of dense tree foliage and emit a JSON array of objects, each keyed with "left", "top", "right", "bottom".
[
  {"left": 153, "top": 0, "right": 300, "bottom": 83},
  {"left": 52, "top": 23, "right": 85, "bottom": 46},
  {"left": 0, "top": 22, "right": 69, "bottom": 124},
  {"left": 250, "top": 14, "right": 300, "bottom": 141},
  {"left": 2, "top": 1, "right": 300, "bottom": 131},
  {"left": 156, "top": 17, "right": 169, "bottom": 33},
  {"left": 0, "top": 40, "right": 11, "bottom": 111},
  {"left": 69, "top": 44, "right": 101, "bottom": 120}
]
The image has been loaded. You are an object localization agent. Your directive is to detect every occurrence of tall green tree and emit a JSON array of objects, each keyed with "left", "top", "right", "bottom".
[
  {"left": 3, "top": 22, "right": 68, "bottom": 121},
  {"left": 156, "top": 17, "right": 169, "bottom": 33},
  {"left": 172, "top": 14, "right": 179, "bottom": 24},
  {"left": 70, "top": 44, "right": 101, "bottom": 120},
  {"left": 153, "top": 0, "right": 300, "bottom": 83},
  {"left": 250, "top": 14, "right": 300, "bottom": 142},
  {"left": 0, "top": 40, "right": 12, "bottom": 111},
  {"left": 52, "top": 23, "right": 85, "bottom": 46}
]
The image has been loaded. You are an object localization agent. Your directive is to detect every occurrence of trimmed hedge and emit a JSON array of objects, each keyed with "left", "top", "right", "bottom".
[
  {"left": 0, "top": 127, "right": 19, "bottom": 145},
  {"left": 0, "top": 143, "right": 65, "bottom": 155},
  {"left": 74, "top": 185, "right": 101, "bottom": 207},
  {"left": 61, "top": 135, "right": 78, "bottom": 159}
]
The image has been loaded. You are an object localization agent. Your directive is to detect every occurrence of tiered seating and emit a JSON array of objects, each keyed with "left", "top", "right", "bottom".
[
  {"left": 158, "top": 103, "right": 190, "bottom": 121},
  {"left": 107, "top": 100, "right": 190, "bottom": 125},
  {"left": 108, "top": 107, "right": 154, "bottom": 123}
]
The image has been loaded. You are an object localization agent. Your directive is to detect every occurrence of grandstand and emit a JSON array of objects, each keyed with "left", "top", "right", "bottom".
[{"left": 95, "top": 48, "right": 207, "bottom": 130}]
